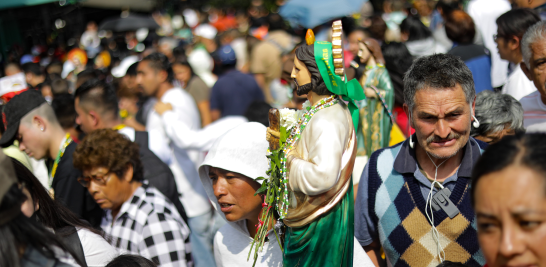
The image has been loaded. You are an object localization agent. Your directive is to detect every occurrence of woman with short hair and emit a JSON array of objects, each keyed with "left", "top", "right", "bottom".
[{"left": 73, "top": 129, "right": 192, "bottom": 267}]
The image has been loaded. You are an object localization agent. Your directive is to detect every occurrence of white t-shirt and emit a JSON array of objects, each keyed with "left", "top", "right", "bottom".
[
  {"left": 467, "top": 0, "right": 511, "bottom": 88},
  {"left": 77, "top": 228, "right": 118, "bottom": 267},
  {"left": 118, "top": 126, "right": 172, "bottom": 164},
  {"left": 501, "top": 64, "right": 537, "bottom": 101},
  {"left": 213, "top": 222, "right": 374, "bottom": 267},
  {"left": 521, "top": 91, "right": 546, "bottom": 131},
  {"left": 146, "top": 88, "right": 210, "bottom": 218}
]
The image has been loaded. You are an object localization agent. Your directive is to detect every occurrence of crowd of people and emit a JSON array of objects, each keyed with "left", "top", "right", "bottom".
[{"left": 2, "top": 0, "right": 546, "bottom": 266}]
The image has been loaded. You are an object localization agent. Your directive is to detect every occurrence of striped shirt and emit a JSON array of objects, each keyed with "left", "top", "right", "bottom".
[{"left": 521, "top": 91, "right": 546, "bottom": 132}]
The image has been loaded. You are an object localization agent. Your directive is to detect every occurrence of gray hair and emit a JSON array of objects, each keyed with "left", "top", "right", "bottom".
[
  {"left": 522, "top": 20, "right": 546, "bottom": 69},
  {"left": 403, "top": 53, "right": 475, "bottom": 112},
  {"left": 470, "top": 91, "right": 524, "bottom": 137}
]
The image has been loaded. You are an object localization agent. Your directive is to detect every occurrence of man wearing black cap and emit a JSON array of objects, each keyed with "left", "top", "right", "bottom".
[{"left": 0, "top": 90, "right": 103, "bottom": 227}]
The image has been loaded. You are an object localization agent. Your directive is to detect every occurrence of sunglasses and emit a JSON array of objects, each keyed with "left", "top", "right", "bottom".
[{"left": 77, "top": 172, "right": 112, "bottom": 188}]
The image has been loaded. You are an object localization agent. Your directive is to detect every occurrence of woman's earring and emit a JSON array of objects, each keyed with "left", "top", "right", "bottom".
[
  {"left": 409, "top": 135, "right": 414, "bottom": 149},
  {"left": 472, "top": 116, "right": 480, "bottom": 128}
]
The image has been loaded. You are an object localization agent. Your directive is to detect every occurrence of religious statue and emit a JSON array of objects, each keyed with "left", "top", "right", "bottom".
[
  {"left": 351, "top": 38, "right": 395, "bottom": 179},
  {"left": 257, "top": 21, "right": 365, "bottom": 266}
]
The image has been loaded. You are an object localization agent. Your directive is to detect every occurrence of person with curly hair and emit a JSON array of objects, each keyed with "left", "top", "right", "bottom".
[{"left": 73, "top": 129, "right": 192, "bottom": 267}]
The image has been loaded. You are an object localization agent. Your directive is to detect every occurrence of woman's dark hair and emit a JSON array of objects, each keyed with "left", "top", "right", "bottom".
[
  {"left": 0, "top": 185, "right": 84, "bottom": 267},
  {"left": 382, "top": 42, "right": 414, "bottom": 106},
  {"left": 471, "top": 133, "right": 546, "bottom": 205},
  {"left": 294, "top": 43, "right": 332, "bottom": 96},
  {"left": 445, "top": 10, "right": 476, "bottom": 44},
  {"left": 106, "top": 254, "right": 157, "bottom": 267},
  {"left": 400, "top": 16, "right": 432, "bottom": 41},
  {"left": 172, "top": 60, "right": 196, "bottom": 79},
  {"left": 496, "top": 8, "right": 541, "bottom": 40},
  {"left": 436, "top": 0, "right": 461, "bottom": 17},
  {"left": 368, "top": 15, "right": 387, "bottom": 41},
  {"left": 10, "top": 157, "right": 105, "bottom": 238}
]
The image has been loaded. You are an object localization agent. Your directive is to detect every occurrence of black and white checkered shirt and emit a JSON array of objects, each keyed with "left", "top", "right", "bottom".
[{"left": 101, "top": 182, "right": 192, "bottom": 266}]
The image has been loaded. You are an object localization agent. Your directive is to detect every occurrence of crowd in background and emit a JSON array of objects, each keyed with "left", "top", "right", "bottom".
[{"left": 3, "top": 0, "right": 546, "bottom": 266}]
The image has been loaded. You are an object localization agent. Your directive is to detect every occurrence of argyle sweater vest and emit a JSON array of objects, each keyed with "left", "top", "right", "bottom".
[{"left": 368, "top": 143, "right": 486, "bottom": 267}]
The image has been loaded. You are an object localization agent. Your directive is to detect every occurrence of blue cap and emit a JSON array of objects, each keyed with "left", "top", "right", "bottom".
[
  {"left": 20, "top": 55, "right": 34, "bottom": 65},
  {"left": 218, "top": 45, "right": 237, "bottom": 65}
]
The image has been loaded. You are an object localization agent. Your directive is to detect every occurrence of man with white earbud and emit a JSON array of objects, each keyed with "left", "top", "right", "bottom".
[{"left": 355, "top": 54, "right": 488, "bottom": 267}]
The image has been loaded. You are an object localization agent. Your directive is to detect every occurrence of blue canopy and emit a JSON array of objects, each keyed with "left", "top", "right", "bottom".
[
  {"left": 279, "top": 0, "right": 367, "bottom": 29},
  {"left": 0, "top": 0, "right": 60, "bottom": 10}
]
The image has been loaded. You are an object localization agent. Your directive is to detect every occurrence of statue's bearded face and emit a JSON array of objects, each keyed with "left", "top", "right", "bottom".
[{"left": 291, "top": 56, "right": 313, "bottom": 96}]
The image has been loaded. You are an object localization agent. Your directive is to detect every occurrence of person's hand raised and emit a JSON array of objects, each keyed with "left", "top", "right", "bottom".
[{"left": 154, "top": 102, "right": 173, "bottom": 116}]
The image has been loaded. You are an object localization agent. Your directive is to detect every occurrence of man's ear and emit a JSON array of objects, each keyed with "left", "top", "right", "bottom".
[
  {"left": 88, "top": 110, "right": 100, "bottom": 128},
  {"left": 509, "top": 36, "right": 521, "bottom": 51},
  {"left": 472, "top": 96, "right": 476, "bottom": 117},
  {"left": 158, "top": 69, "right": 168, "bottom": 83},
  {"left": 123, "top": 163, "right": 134, "bottom": 182},
  {"left": 521, "top": 61, "right": 533, "bottom": 81},
  {"left": 403, "top": 103, "right": 414, "bottom": 128},
  {"left": 33, "top": 116, "right": 46, "bottom": 132}
]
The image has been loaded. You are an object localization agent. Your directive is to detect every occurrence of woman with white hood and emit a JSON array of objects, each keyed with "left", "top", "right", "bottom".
[{"left": 199, "top": 122, "right": 375, "bottom": 267}]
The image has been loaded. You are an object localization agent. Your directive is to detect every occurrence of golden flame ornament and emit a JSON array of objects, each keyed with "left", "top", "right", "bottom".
[{"left": 305, "top": 29, "right": 315, "bottom": 45}]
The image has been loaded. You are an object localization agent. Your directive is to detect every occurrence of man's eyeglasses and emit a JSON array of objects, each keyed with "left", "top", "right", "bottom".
[
  {"left": 77, "top": 172, "right": 112, "bottom": 188},
  {"left": 493, "top": 34, "right": 503, "bottom": 42}
]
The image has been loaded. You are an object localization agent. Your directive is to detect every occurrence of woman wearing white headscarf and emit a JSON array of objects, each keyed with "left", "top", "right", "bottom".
[{"left": 199, "top": 122, "right": 374, "bottom": 267}]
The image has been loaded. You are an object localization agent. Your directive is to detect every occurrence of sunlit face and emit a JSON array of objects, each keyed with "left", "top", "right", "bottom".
[
  {"left": 348, "top": 30, "right": 366, "bottom": 57},
  {"left": 291, "top": 56, "right": 312, "bottom": 86},
  {"left": 475, "top": 165, "right": 546, "bottom": 267},
  {"left": 209, "top": 167, "right": 263, "bottom": 223},
  {"left": 136, "top": 60, "right": 162, "bottom": 97},
  {"left": 74, "top": 97, "right": 94, "bottom": 134},
  {"left": 408, "top": 85, "right": 473, "bottom": 159},
  {"left": 17, "top": 121, "right": 48, "bottom": 160},
  {"left": 84, "top": 166, "right": 130, "bottom": 212},
  {"left": 495, "top": 34, "right": 512, "bottom": 62},
  {"left": 522, "top": 39, "right": 546, "bottom": 99},
  {"left": 357, "top": 42, "right": 372, "bottom": 64},
  {"left": 172, "top": 64, "right": 192, "bottom": 85},
  {"left": 21, "top": 186, "right": 37, "bottom": 217}
]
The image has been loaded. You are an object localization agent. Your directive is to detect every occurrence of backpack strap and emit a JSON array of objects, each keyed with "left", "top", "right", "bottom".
[
  {"left": 134, "top": 131, "right": 150, "bottom": 148},
  {"left": 59, "top": 226, "right": 88, "bottom": 267}
]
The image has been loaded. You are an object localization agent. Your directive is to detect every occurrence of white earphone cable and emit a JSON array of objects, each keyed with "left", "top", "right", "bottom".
[{"left": 425, "top": 151, "right": 448, "bottom": 263}]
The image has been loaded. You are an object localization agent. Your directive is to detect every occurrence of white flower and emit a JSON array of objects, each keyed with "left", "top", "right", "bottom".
[
  {"left": 301, "top": 100, "right": 311, "bottom": 110},
  {"left": 296, "top": 100, "right": 311, "bottom": 119},
  {"left": 279, "top": 108, "right": 298, "bottom": 130}
]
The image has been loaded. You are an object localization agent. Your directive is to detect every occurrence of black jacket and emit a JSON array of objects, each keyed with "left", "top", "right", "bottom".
[{"left": 50, "top": 142, "right": 103, "bottom": 228}]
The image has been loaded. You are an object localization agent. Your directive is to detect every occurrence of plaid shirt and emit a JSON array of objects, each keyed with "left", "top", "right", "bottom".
[{"left": 101, "top": 182, "right": 192, "bottom": 266}]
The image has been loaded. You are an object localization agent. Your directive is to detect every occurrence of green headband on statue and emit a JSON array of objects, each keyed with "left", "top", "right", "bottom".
[{"left": 313, "top": 41, "right": 365, "bottom": 131}]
